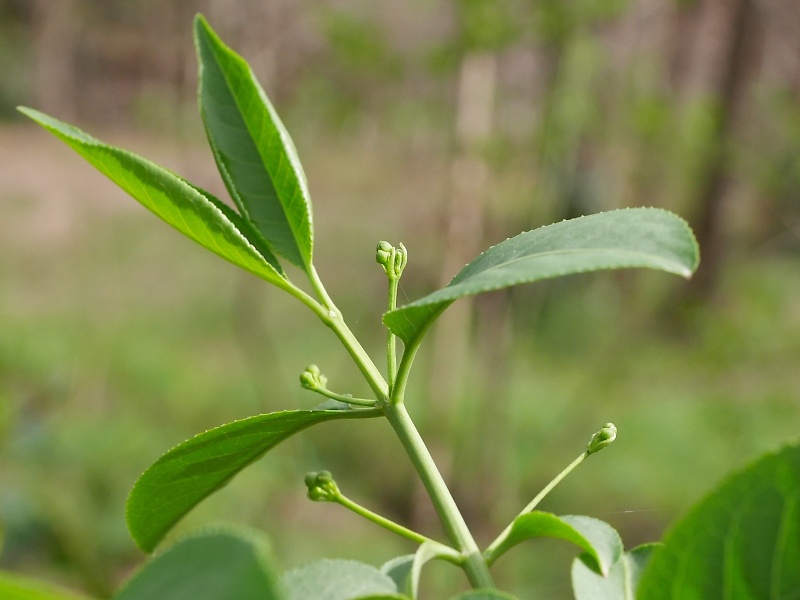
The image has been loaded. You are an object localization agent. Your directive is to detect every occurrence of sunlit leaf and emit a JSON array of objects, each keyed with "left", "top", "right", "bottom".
[
  {"left": 572, "top": 543, "right": 659, "bottom": 600},
  {"left": 113, "top": 530, "right": 282, "bottom": 600},
  {"left": 485, "top": 512, "right": 623, "bottom": 576},
  {"left": 638, "top": 443, "right": 800, "bottom": 599},
  {"left": 385, "top": 208, "right": 699, "bottom": 346},
  {"left": 17, "top": 107, "right": 286, "bottom": 285},
  {"left": 195, "top": 15, "right": 313, "bottom": 270},
  {"left": 127, "top": 407, "right": 380, "bottom": 552}
]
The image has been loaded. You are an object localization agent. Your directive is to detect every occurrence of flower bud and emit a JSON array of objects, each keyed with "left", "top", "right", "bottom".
[
  {"left": 375, "top": 241, "right": 407, "bottom": 279},
  {"left": 376, "top": 241, "right": 393, "bottom": 268},
  {"left": 393, "top": 243, "right": 408, "bottom": 278},
  {"left": 587, "top": 423, "right": 617, "bottom": 455},
  {"left": 305, "top": 470, "right": 340, "bottom": 502},
  {"left": 300, "top": 364, "right": 327, "bottom": 391}
]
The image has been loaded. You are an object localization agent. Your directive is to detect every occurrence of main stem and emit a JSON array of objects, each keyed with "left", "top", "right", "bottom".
[
  {"left": 384, "top": 402, "right": 495, "bottom": 589},
  {"left": 304, "top": 273, "right": 492, "bottom": 588}
]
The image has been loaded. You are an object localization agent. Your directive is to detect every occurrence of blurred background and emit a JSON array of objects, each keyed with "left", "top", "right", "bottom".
[{"left": 1, "top": 0, "right": 799, "bottom": 597}]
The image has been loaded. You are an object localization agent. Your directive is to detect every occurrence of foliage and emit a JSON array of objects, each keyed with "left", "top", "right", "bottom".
[
  {"left": 6, "top": 11, "right": 797, "bottom": 600},
  {"left": 638, "top": 443, "right": 800, "bottom": 598},
  {"left": 113, "top": 529, "right": 282, "bottom": 600},
  {"left": 0, "top": 572, "right": 90, "bottom": 600}
]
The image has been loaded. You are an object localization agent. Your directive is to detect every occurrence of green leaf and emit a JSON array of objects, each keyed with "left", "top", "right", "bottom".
[
  {"left": 384, "top": 208, "right": 699, "bottom": 346},
  {"left": 0, "top": 572, "right": 90, "bottom": 600},
  {"left": 127, "top": 407, "right": 380, "bottom": 552},
  {"left": 282, "top": 559, "right": 399, "bottom": 600},
  {"left": 638, "top": 443, "right": 800, "bottom": 599},
  {"left": 485, "top": 512, "right": 623, "bottom": 576},
  {"left": 17, "top": 107, "right": 287, "bottom": 286},
  {"left": 571, "top": 543, "right": 659, "bottom": 600},
  {"left": 194, "top": 15, "right": 313, "bottom": 270},
  {"left": 113, "top": 529, "right": 282, "bottom": 600},
  {"left": 183, "top": 179, "right": 286, "bottom": 277},
  {"left": 449, "top": 592, "right": 519, "bottom": 600},
  {"left": 381, "top": 542, "right": 454, "bottom": 598},
  {"left": 380, "top": 555, "right": 414, "bottom": 593}
]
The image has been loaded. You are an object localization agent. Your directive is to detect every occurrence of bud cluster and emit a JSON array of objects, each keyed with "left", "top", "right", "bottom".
[
  {"left": 305, "top": 470, "right": 341, "bottom": 502},
  {"left": 375, "top": 241, "right": 407, "bottom": 280},
  {"left": 299, "top": 364, "right": 327, "bottom": 392}
]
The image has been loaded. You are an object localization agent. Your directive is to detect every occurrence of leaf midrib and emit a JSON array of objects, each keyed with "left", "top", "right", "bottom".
[{"left": 200, "top": 23, "right": 310, "bottom": 268}]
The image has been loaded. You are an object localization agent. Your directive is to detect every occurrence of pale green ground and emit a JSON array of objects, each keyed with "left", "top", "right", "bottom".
[{"left": 1, "top": 123, "right": 799, "bottom": 598}]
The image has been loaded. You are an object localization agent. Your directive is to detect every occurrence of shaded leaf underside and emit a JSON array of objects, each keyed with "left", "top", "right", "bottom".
[
  {"left": 571, "top": 543, "right": 659, "bottom": 600},
  {"left": 384, "top": 208, "right": 699, "bottom": 346},
  {"left": 113, "top": 530, "right": 281, "bottom": 600},
  {"left": 282, "top": 559, "right": 399, "bottom": 600}
]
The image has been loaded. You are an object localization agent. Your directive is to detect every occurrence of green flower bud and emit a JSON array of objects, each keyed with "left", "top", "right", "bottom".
[
  {"left": 375, "top": 241, "right": 407, "bottom": 280},
  {"left": 300, "top": 364, "right": 327, "bottom": 391},
  {"left": 587, "top": 423, "right": 617, "bottom": 455},
  {"left": 305, "top": 470, "right": 340, "bottom": 502},
  {"left": 393, "top": 242, "right": 408, "bottom": 278},
  {"left": 376, "top": 241, "right": 393, "bottom": 267}
]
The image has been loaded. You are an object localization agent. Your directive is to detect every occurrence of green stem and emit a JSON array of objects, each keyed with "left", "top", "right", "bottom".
[
  {"left": 295, "top": 270, "right": 389, "bottom": 401},
  {"left": 301, "top": 264, "right": 489, "bottom": 586},
  {"left": 308, "top": 264, "right": 337, "bottom": 311},
  {"left": 335, "top": 494, "right": 418, "bottom": 544},
  {"left": 384, "top": 402, "right": 495, "bottom": 589},
  {"left": 313, "top": 388, "right": 376, "bottom": 408},
  {"left": 324, "top": 313, "right": 390, "bottom": 401},
  {"left": 520, "top": 451, "right": 588, "bottom": 515},
  {"left": 390, "top": 305, "right": 447, "bottom": 405},
  {"left": 484, "top": 451, "right": 588, "bottom": 563},
  {"left": 338, "top": 493, "right": 427, "bottom": 544},
  {"left": 387, "top": 277, "right": 399, "bottom": 388},
  {"left": 335, "top": 493, "right": 463, "bottom": 564}
]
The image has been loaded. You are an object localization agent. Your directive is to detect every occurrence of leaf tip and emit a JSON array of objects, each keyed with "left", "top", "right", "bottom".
[
  {"left": 16, "top": 106, "right": 43, "bottom": 124},
  {"left": 193, "top": 12, "right": 209, "bottom": 32}
]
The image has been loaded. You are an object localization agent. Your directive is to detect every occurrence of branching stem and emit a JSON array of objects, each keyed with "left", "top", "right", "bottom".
[
  {"left": 384, "top": 402, "right": 495, "bottom": 589},
  {"left": 484, "top": 451, "right": 588, "bottom": 562},
  {"left": 303, "top": 261, "right": 493, "bottom": 588}
]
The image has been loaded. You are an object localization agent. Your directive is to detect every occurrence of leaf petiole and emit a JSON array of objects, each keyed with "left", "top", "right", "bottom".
[
  {"left": 485, "top": 423, "right": 617, "bottom": 561},
  {"left": 305, "top": 471, "right": 461, "bottom": 563},
  {"left": 313, "top": 389, "right": 376, "bottom": 408}
]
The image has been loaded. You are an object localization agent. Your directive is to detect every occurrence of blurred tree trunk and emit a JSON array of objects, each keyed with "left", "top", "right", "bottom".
[
  {"left": 687, "top": 0, "right": 761, "bottom": 300},
  {"left": 428, "top": 50, "right": 497, "bottom": 413},
  {"left": 205, "top": 0, "right": 297, "bottom": 102},
  {"left": 32, "top": 0, "right": 79, "bottom": 120},
  {"left": 415, "top": 50, "right": 497, "bottom": 531}
]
